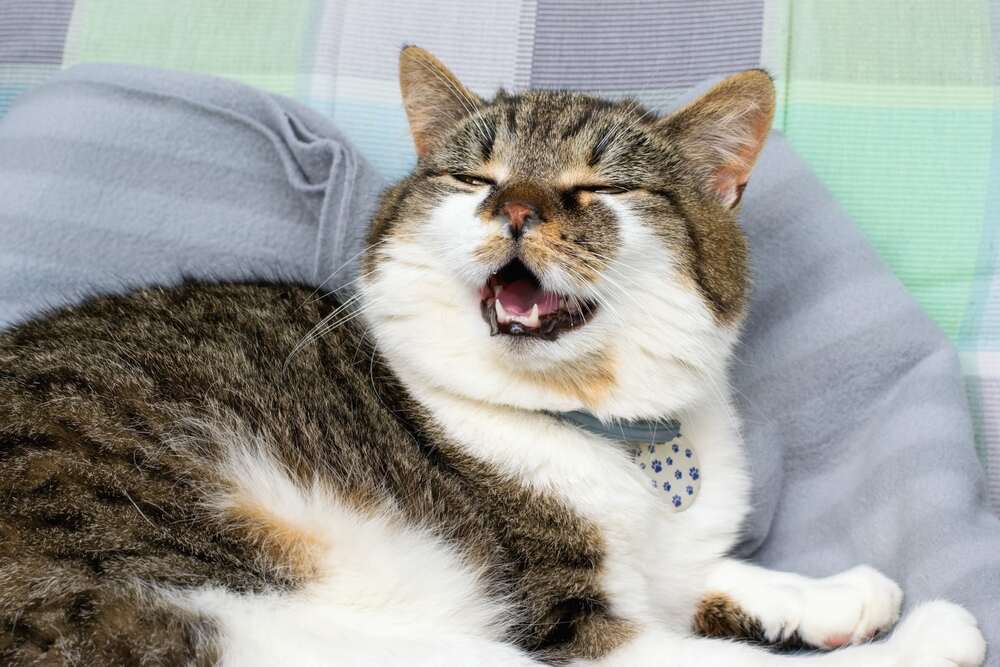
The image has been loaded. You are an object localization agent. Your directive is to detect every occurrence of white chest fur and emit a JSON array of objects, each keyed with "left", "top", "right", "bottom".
[{"left": 418, "top": 387, "right": 752, "bottom": 631}]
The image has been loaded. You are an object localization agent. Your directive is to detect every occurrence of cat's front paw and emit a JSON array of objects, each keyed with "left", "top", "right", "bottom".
[
  {"left": 885, "top": 601, "right": 986, "bottom": 666},
  {"left": 797, "top": 565, "right": 903, "bottom": 649},
  {"left": 742, "top": 565, "right": 902, "bottom": 649}
]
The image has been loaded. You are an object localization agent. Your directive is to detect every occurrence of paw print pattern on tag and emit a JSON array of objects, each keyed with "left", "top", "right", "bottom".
[{"left": 629, "top": 422, "right": 701, "bottom": 512}]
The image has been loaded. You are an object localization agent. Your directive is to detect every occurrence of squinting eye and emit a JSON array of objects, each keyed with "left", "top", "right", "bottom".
[
  {"left": 573, "top": 184, "right": 633, "bottom": 195},
  {"left": 450, "top": 173, "right": 495, "bottom": 187}
]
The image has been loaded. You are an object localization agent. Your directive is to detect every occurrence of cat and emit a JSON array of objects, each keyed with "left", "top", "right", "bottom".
[{"left": 0, "top": 46, "right": 986, "bottom": 666}]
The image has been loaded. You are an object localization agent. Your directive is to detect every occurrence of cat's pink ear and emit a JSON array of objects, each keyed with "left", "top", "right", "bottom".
[
  {"left": 659, "top": 70, "right": 775, "bottom": 208},
  {"left": 399, "top": 46, "right": 483, "bottom": 157}
]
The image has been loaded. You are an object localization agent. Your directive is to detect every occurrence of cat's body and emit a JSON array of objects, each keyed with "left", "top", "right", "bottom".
[
  {"left": 0, "top": 47, "right": 987, "bottom": 665},
  {"left": 0, "top": 282, "right": 629, "bottom": 664}
]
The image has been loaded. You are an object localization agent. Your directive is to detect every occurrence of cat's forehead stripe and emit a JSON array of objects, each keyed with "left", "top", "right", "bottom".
[{"left": 480, "top": 94, "right": 651, "bottom": 175}]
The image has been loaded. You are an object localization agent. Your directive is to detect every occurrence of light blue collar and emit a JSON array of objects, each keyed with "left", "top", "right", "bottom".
[
  {"left": 557, "top": 411, "right": 700, "bottom": 512},
  {"left": 557, "top": 410, "right": 681, "bottom": 445}
]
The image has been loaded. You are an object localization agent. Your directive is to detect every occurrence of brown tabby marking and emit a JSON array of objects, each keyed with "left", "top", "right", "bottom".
[
  {"left": 693, "top": 592, "right": 809, "bottom": 651},
  {"left": 693, "top": 592, "right": 767, "bottom": 643}
]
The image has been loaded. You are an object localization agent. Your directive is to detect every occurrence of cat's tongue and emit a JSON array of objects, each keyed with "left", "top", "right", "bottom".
[{"left": 497, "top": 279, "right": 560, "bottom": 316}]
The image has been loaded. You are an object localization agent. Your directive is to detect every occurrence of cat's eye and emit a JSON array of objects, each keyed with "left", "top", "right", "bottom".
[
  {"left": 573, "top": 184, "right": 633, "bottom": 195},
  {"left": 450, "top": 173, "right": 495, "bottom": 187}
]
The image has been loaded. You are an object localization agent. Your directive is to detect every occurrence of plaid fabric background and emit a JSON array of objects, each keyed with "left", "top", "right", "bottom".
[{"left": 2, "top": 0, "right": 999, "bottom": 512}]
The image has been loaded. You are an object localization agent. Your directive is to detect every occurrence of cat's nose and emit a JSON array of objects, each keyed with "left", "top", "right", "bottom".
[{"left": 499, "top": 200, "right": 540, "bottom": 240}]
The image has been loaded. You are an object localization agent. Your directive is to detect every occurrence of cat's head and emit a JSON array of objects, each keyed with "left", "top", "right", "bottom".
[{"left": 361, "top": 47, "right": 774, "bottom": 419}]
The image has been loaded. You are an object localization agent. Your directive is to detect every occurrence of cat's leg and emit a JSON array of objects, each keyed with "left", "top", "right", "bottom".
[
  {"left": 578, "top": 600, "right": 985, "bottom": 666},
  {"left": 696, "top": 559, "right": 904, "bottom": 649}
]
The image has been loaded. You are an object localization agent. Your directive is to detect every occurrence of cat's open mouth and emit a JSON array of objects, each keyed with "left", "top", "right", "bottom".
[{"left": 479, "top": 258, "right": 598, "bottom": 340}]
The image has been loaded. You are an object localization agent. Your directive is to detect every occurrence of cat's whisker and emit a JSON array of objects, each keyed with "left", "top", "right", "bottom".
[
  {"left": 304, "top": 231, "right": 426, "bottom": 308},
  {"left": 302, "top": 241, "right": 385, "bottom": 308},
  {"left": 305, "top": 268, "right": 376, "bottom": 307},
  {"left": 559, "top": 264, "right": 626, "bottom": 327},
  {"left": 558, "top": 255, "right": 633, "bottom": 318},
  {"left": 313, "top": 303, "right": 381, "bottom": 337},
  {"left": 563, "top": 253, "right": 738, "bottom": 410},
  {"left": 284, "top": 292, "right": 371, "bottom": 367}
]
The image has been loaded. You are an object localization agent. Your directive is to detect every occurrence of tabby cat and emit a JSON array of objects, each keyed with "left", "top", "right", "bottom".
[{"left": 0, "top": 47, "right": 986, "bottom": 666}]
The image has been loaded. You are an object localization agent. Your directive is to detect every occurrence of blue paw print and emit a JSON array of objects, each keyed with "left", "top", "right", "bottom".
[
  {"left": 674, "top": 469, "right": 683, "bottom": 480},
  {"left": 685, "top": 448, "right": 692, "bottom": 458},
  {"left": 689, "top": 467, "right": 700, "bottom": 480},
  {"left": 672, "top": 495, "right": 682, "bottom": 508},
  {"left": 663, "top": 481, "right": 671, "bottom": 492},
  {"left": 651, "top": 459, "right": 663, "bottom": 473},
  {"left": 672, "top": 444, "right": 679, "bottom": 453},
  {"left": 666, "top": 456, "right": 673, "bottom": 466},
  {"left": 686, "top": 485, "right": 694, "bottom": 496}
]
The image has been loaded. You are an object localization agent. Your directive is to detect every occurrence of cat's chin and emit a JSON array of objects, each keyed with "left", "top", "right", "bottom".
[{"left": 478, "top": 258, "right": 598, "bottom": 341}]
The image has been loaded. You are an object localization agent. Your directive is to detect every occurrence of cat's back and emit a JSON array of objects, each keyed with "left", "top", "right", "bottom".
[
  {"left": 0, "top": 282, "right": 425, "bottom": 663},
  {"left": 0, "top": 281, "right": 361, "bottom": 412},
  {"left": 0, "top": 282, "right": 405, "bottom": 488}
]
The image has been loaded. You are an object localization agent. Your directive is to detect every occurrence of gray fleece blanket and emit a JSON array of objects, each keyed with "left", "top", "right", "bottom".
[{"left": 1, "top": 65, "right": 998, "bottom": 661}]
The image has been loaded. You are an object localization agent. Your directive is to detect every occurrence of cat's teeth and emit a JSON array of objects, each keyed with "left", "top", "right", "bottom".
[
  {"left": 495, "top": 299, "right": 511, "bottom": 324},
  {"left": 494, "top": 300, "right": 541, "bottom": 329},
  {"left": 526, "top": 304, "right": 540, "bottom": 328}
]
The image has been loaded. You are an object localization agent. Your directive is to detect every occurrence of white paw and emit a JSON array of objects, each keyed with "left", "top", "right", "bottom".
[
  {"left": 751, "top": 565, "right": 903, "bottom": 648},
  {"left": 803, "top": 565, "right": 904, "bottom": 649},
  {"left": 886, "top": 601, "right": 986, "bottom": 667}
]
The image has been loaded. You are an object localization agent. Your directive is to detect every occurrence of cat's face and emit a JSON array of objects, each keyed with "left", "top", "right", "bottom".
[{"left": 362, "top": 47, "right": 774, "bottom": 418}]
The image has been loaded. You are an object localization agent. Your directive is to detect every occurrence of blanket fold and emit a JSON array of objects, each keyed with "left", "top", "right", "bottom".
[{"left": 0, "top": 64, "right": 384, "bottom": 327}]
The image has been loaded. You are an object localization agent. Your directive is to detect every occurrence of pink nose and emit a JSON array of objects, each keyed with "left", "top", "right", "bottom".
[{"left": 500, "top": 201, "right": 536, "bottom": 234}]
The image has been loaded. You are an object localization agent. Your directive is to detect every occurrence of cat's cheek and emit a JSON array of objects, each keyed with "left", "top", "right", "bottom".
[{"left": 423, "top": 191, "right": 498, "bottom": 281}]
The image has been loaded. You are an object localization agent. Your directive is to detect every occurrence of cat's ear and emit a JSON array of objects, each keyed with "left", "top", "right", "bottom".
[
  {"left": 658, "top": 70, "right": 775, "bottom": 208},
  {"left": 399, "top": 46, "right": 483, "bottom": 157}
]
